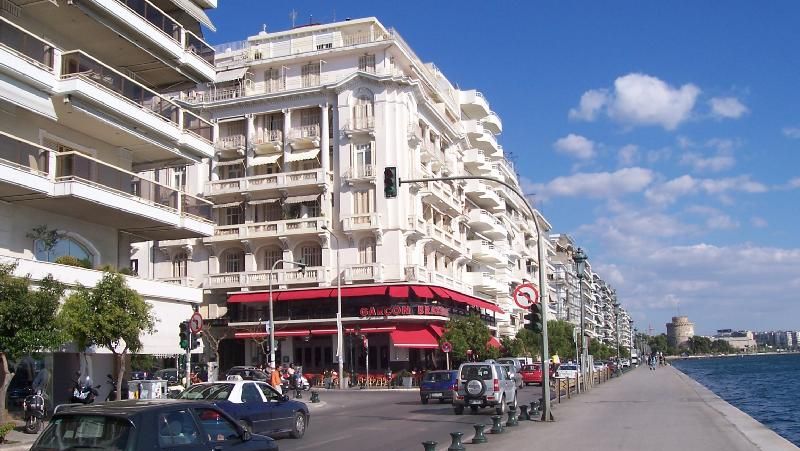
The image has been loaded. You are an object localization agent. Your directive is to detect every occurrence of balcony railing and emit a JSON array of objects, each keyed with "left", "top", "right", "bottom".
[
  {"left": 0, "top": 132, "right": 48, "bottom": 175},
  {"left": 345, "top": 263, "right": 383, "bottom": 282},
  {"left": 216, "top": 134, "right": 246, "bottom": 151},
  {"left": 115, "top": 0, "right": 181, "bottom": 42},
  {"left": 255, "top": 129, "right": 283, "bottom": 144},
  {"left": 342, "top": 213, "right": 381, "bottom": 231},
  {"left": 60, "top": 50, "right": 180, "bottom": 125},
  {"left": 183, "top": 110, "right": 214, "bottom": 143},
  {"left": 185, "top": 29, "right": 214, "bottom": 67},
  {"left": 290, "top": 124, "right": 320, "bottom": 140},
  {"left": 343, "top": 115, "right": 375, "bottom": 132},
  {"left": 0, "top": 16, "right": 55, "bottom": 70},
  {"left": 344, "top": 164, "right": 374, "bottom": 180},
  {"left": 206, "top": 267, "right": 327, "bottom": 288}
]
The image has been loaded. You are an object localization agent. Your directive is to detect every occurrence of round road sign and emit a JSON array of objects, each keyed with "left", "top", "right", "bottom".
[
  {"left": 441, "top": 341, "right": 452, "bottom": 353},
  {"left": 512, "top": 283, "right": 539, "bottom": 309},
  {"left": 189, "top": 312, "right": 203, "bottom": 334}
]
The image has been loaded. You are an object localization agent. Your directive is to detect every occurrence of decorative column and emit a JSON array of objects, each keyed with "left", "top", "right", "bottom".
[
  {"left": 282, "top": 109, "right": 292, "bottom": 171},
  {"left": 246, "top": 114, "right": 256, "bottom": 175},
  {"left": 320, "top": 103, "right": 332, "bottom": 220}
]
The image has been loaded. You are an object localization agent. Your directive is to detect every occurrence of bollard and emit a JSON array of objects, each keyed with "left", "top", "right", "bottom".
[
  {"left": 518, "top": 404, "right": 530, "bottom": 421},
  {"left": 506, "top": 405, "right": 519, "bottom": 427},
  {"left": 530, "top": 400, "right": 541, "bottom": 417},
  {"left": 421, "top": 441, "right": 437, "bottom": 451},
  {"left": 490, "top": 415, "right": 504, "bottom": 434},
  {"left": 472, "top": 424, "right": 488, "bottom": 444},
  {"left": 295, "top": 388, "right": 302, "bottom": 399},
  {"left": 310, "top": 390, "right": 320, "bottom": 403},
  {"left": 447, "top": 432, "right": 465, "bottom": 451}
]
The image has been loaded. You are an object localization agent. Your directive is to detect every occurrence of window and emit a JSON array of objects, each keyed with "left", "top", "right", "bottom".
[
  {"left": 194, "top": 409, "right": 239, "bottom": 443},
  {"left": 354, "top": 143, "right": 372, "bottom": 177},
  {"left": 256, "top": 382, "right": 282, "bottom": 401},
  {"left": 172, "top": 252, "right": 188, "bottom": 278},
  {"left": 299, "top": 244, "right": 321, "bottom": 267},
  {"left": 224, "top": 250, "right": 245, "bottom": 273},
  {"left": 255, "top": 202, "right": 282, "bottom": 222},
  {"left": 358, "top": 237, "right": 376, "bottom": 264},
  {"left": 353, "top": 89, "right": 374, "bottom": 129},
  {"left": 130, "top": 259, "right": 138, "bottom": 275},
  {"left": 264, "top": 67, "right": 285, "bottom": 93},
  {"left": 34, "top": 236, "right": 93, "bottom": 265},
  {"left": 263, "top": 246, "right": 282, "bottom": 270},
  {"left": 241, "top": 383, "right": 264, "bottom": 403},
  {"left": 220, "top": 164, "right": 243, "bottom": 180},
  {"left": 223, "top": 206, "right": 243, "bottom": 226},
  {"left": 301, "top": 62, "right": 320, "bottom": 87},
  {"left": 158, "top": 410, "right": 201, "bottom": 447},
  {"left": 358, "top": 54, "right": 376, "bottom": 74},
  {"left": 353, "top": 190, "right": 374, "bottom": 215},
  {"left": 37, "top": 415, "right": 132, "bottom": 450}
]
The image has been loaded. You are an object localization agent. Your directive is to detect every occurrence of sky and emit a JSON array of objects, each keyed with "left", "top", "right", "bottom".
[{"left": 205, "top": 1, "right": 800, "bottom": 336}]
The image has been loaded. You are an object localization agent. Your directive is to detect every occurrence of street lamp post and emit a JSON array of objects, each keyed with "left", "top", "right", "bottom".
[
  {"left": 320, "top": 224, "right": 346, "bottom": 390},
  {"left": 268, "top": 259, "right": 306, "bottom": 365},
  {"left": 612, "top": 296, "right": 622, "bottom": 376},
  {"left": 573, "top": 247, "right": 588, "bottom": 393}
]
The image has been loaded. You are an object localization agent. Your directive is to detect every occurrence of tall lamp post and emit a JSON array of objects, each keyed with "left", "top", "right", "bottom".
[
  {"left": 572, "top": 247, "right": 588, "bottom": 392},
  {"left": 321, "top": 224, "right": 345, "bottom": 390},
  {"left": 612, "top": 296, "right": 622, "bottom": 376},
  {"left": 268, "top": 259, "right": 306, "bottom": 365}
]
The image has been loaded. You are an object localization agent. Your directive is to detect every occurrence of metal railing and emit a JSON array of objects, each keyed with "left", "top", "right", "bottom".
[
  {"left": 114, "top": 0, "right": 181, "bottom": 42},
  {"left": 60, "top": 50, "right": 180, "bottom": 124},
  {"left": 0, "top": 132, "right": 49, "bottom": 175},
  {"left": 184, "top": 29, "right": 214, "bottom": 67},
  {"left": 0, "top": 15, "right": 55, "bottom": 70},
  {"left": 216, "top": 134, "right": 246, "bottom": 151},
  {"left": 255, "top": 129, "right": 283, "bottom": 144},
  {"left": 344, "top": 164, "right": 374, "bottom": 179},
  {"left": 182, "top": 110, "right": 214, "bottom": 143},
  {"left": 290, "top": 124, "right": 320, "bottom": 139}
]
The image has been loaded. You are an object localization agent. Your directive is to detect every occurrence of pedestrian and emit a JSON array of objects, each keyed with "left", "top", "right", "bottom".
[{"left": 269, "top": 363, "right": 282, "bottom": 394}]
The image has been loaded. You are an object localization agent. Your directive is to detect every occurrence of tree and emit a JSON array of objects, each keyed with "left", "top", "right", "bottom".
[
  {"left": 515, "top": 328, "right": 540, "bottom": 359},
  {"left": 0, "top": 264, "right": 66, "bottom": 422},
  {"left": 546, "top": 320, "right": 577, "bottom": 360},
  {"left": 441, "top": 314, "right": 498, "bottom": 364},
  {"left": 60, "top": 271, "right": 155, "bottom": 401},
  {"left": 500, "top": 337, "right": 524, "bottom": 358},
  {"left": 202, "top": 323, "right": 231, "bottom": 370},
  {"left": 26, "top": 225, "right": 64, "bottom": 262}
]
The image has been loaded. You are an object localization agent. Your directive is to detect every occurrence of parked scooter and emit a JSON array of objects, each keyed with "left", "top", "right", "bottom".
[
  {"left": 70, "top": 373, "right": 100, "bottom": 404},
  {"left": 23, "top": 388, "right": 46, "bottom": 434},
  {"left": 105, "top": 374, "right": 129, "bottom": 401}
]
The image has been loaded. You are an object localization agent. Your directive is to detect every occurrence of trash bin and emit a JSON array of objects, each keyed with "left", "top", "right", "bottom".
[{"left": 128, "top": 380, "right": 168, "bottom": 399}]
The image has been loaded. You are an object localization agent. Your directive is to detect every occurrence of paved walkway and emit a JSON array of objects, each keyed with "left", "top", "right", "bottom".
[{"left": 477, "top": 365, "right": 798, "bottom": 451}]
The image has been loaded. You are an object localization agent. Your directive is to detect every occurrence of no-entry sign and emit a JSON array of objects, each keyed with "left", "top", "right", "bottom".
[{"left": 512, "top": 283, "right": 539, "bottom": 309}]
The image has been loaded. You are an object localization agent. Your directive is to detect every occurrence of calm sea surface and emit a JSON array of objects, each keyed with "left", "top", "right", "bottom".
[{"left": 671, "top": 353, "right": 800, "bottom": 446}]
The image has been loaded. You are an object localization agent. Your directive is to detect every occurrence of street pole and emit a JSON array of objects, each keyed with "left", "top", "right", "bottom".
[
  {"left": 269, "top": 259, "right": 306, "bottom": 366},
  {"left": 399, "top": 174, "right": 553, "bottom": 421},
  {"left": 573, "top": 248, "right": 588, "bottom": 393},
  {"left": 613, "top": 297, "right": 621, "bottom": 375},
  {"left": 185, "top": 327, "right": 192, "bottom": 388},
  {"left": 321, "top": 225, "right": 345, "bottom": 389}
]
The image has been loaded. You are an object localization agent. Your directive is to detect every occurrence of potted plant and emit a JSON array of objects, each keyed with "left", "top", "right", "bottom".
[
  {"left": 399, "top": 369, "right": 413, "bottom": 388},
  {"left": 0, "top": 422, "right": 15, "bottom": 444}
]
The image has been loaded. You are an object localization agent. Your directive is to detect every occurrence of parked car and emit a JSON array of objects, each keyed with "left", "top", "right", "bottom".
[
  {"left": 179, "top": 380, "right": 309, "bottom": 439},
  {"left": 453, "top": 360, "right": 517, "bottom": 416},
  {"left": 497, "top": 357, "right": 533, "bottom": 371},
  {"left": 419, "top": 370, "right": 458, "bottom": 404},
  {"left": 593, "top": 361, "right": 607, "bottom": 372},
  {"left": 226, "top": 366, "right": 269, "bottom": 382},
  {"left": 520, "top": 363, "right": 543, "bottom": 386},
  {"left": 29, "top": 399, "right": 277, "bottom": 451},
  {"left": 620, "top": 358, "right": 631, "bottom": 368},
  {"left": 501, "top": 363, "right": 524, "bottom": 389},
  {"left": 556, "top": 363, "right": 579, "bottom": 379},
  {"left": 153, "top": 368, "right": 180, "bottom": 384}
]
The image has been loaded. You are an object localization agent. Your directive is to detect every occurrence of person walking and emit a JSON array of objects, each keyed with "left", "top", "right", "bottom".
[{"left": 269, "top": 364, "right": 282, "bottom": 394}]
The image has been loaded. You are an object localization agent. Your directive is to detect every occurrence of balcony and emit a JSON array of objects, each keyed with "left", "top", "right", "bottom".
[
  {"left": 463, "top": 149, "right": 492, "bottom": 175},
  {"left": 482, "top": 111, "right": 503, "bottom": 134},
  {"left": 458, "top": 90, "right": 490, "bottom": 119},
  {"left": 420, "top": 179, "right": 462, "bottom": 215},
  {"left": 464, "top": 120, "right": 501, "bottom": 157},
  {"left": 406, "top": 215, "right": 427, "bottom": 238},
  {"left": 206, "top": 217, "right": 327, "bottom": 243},
  {"left": 58, "top": 51, "right": 214, "bottom": 161},
  {"left": 289, "top": 125, "right": 320, "bottom": 150},
  {"left": 467, "top": 209, "right": 506, "bottom": 240},
  {"left": 343, "top": 164, "right": 375, "bottom": 184},
  {"left": 468, "top": 240, "right": 504, "bottom": 265},
  {"left": 427, "top": 223, "right": 467, "bottom": 255},
  {"left": 342, "top": 213, "right": 381, "bottom": 232},
  {"left": 0, "top": 16, "right": 57, "bottom": 93},
  {"left": 0, "top": 132, "right": 212, "bottom": 240},
  {"left": 205, "top": 267, "right": 328, "bottom": 289},
  {"left": 254, "top": 129, "right": 283, "bottom": 155},
  {"left": 215, "top": 135, "right": 246, "bottom": 158},
  {"left": 205, "top": 169, "right": 332, "bottom": 199},
  {"left": 342, "top": 116, "right": 375, "bottom": 136},
  {"left": 404, "top": 265, "right": 473, "bottom": 294},
  {"left": 465, "top": 180, "right": 504, "bottom": 211},
  {"left": 344, "top": 263, "right": 384, "bottom": 283},
  {"left": 158, "top": 277, "right": 198, "bottom": 288},
  {"left": 464, "top": 271, "right": 502, "bottom": 293}
]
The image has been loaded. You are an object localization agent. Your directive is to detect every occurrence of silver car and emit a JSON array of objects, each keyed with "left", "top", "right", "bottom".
[
  {"left": 453, "top": 360, "right": 517, "bottom": 415},
  {"left": 501, "top": 363, "right": 524, "bottom": 389}
]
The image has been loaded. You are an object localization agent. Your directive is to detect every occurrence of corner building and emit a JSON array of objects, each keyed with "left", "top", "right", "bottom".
[{"left": 144, "top": 17, "right": 553, "bottom": 373}]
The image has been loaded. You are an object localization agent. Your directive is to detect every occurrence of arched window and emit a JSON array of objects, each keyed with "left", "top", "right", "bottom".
[
  {"left": 35, "top": 236, "right": 93, "bottom": 265},
  {"left": 223, "top": 249, "right": 245, "bottom": 273},
  {"left": 353, "top": 88, "right": 374, "bottom": 129},
  {"left": 358, "top": 237, "right": 376, "bottom": 264},
  {"left": 172, "top": 252, "right": 188, "bottom": 277},
  {"left": 262, "top": 246, "right": 283, "bottom": 270},
  {"left": 297, "top": 243, "right": 322, "bottom": 267}
]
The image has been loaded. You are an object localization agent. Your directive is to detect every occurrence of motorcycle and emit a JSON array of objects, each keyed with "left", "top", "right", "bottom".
[
  {"left": 23, "top": 389, "right": 46, "bottom": 434},
  {"left": 105, "top": 374, "right": 129, "bottom": 401},
  {"left": 70, "top": 373, "right": 101, "bottom": 404}
]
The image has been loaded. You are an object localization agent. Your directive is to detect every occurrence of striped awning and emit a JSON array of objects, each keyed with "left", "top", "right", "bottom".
[
  {"left": 284, "top": 194, "right": 320, "bottom": 204},
  {"left": 251, "top": 154, "right": 282, "bottom": 166},
  {"left": 285, "top": 149, "right": 320, "bottom": 163},
  {"left": 216, "top": 158, "right": 244, "bottom": 166}
]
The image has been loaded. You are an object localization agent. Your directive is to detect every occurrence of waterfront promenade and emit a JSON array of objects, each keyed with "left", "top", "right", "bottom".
[{"left": 486, "top": 365, "right": 798, "bottom": 451}]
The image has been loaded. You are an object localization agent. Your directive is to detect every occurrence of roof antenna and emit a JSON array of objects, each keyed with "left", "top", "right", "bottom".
[
  {"left": 262, "top": 23, "right": 267, "bottom": 33},
  {"left": 289, "top": 9, "right": 297, "bottom": 28},
  {"left": 309, "top": 14, "right": 313, "bottom": 25}
]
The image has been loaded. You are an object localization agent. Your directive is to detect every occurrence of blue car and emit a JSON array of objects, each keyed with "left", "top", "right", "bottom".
[
  {"left": 179, "top": 380, "right": 310, "bottom": 439},
  {"left": 419, "top": 370, "right": 458, "bottom": 404}
]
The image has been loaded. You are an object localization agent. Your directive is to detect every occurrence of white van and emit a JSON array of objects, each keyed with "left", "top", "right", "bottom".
[{"left": 497, "top": 357, "right": 533, "bottom": 370}]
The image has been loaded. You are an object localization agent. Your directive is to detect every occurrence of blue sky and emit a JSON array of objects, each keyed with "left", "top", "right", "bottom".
[{"left": 206, "top": 1, "right": 800, "bottom": 335}]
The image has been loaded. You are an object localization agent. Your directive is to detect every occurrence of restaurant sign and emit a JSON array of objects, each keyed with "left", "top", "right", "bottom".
[{"left": 359, "top": 304, "right": 449, "bottom": 318}]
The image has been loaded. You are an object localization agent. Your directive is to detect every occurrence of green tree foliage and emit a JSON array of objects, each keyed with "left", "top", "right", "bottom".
[
  {"left": 710, "top": 339, "right": 737, "bottom": 354},
  {"left": 441, "top": 314, "right": 499, "bottom": 364},
  {"left": 546, "top": 320, "right": 577, "bottom": 360},
  {"left": 647, "top": 334, "right": 677, "bottom": 355},
  {"left": 515, "top": 328, "right": 540, "bottom": 359},
  {"left": 0, "top": 264, "right": 66, "bottom": 422},
  {"left": 60, "top": 271, "right": 155, "bottom": 400},
  {"left": 26, "top": 225, "right": 64, "bottom": 261},
  {"left": 687, "top": 336, "right": 713, "bottom": 355}
]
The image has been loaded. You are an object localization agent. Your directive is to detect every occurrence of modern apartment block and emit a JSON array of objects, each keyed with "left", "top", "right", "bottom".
[
  {"left": 132, "top": 17, "right": 559, "bottom": 373},
  {"left": 0, "top": 0, "right": 217, "bottom": 394}
]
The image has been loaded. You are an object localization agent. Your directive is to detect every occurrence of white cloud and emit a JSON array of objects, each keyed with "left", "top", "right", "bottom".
[
  {"left": 568, "top": 89, "right": 609, "bottom": 121},
  {"left": 698, "top": 176, "right": 767, "bottom": 194},
  {"left": 553, "top": 134, "right": 596, "bottom": 160},
  {"left": 750, "top": 217, "right": 768, "bottom": 228},
  {"left": 531, "top": 167, "right": 654, "bottom": 200},
  {"left": 789, "top": 177, "right": 800, "bottom": 189},
  {"left": 783, "top": 126, "right": 800, "bottom": 139},
  {"left": 645, "top": 175, "right": 767, "bottom": 205},
  {"left": 645, "top": 175, "right": 697, "bottom": 205},
  {"left": 617, "top": 144, "right": 639, "bottom": 166},
  {"left": 570, "top": 73, "right": 700, "bottom": 130},
  {"left": 680, "top": 152, "right": 736, "bottom": 172},
  {"left": 686, "top": 206, "right": 739, "bottom": 230},
  {"left": 709, "top": 97, "right": 748, "bottom": 119}
]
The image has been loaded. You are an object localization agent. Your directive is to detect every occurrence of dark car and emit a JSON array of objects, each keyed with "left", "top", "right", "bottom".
[
  {"left": 419, "top": 370, "right": 458, "bottom": 404},
  {"left": 30, "top": 399, "right": 277, "bottom": 451},
  {"left": 179, "top": 380, "right": 309, "bottom": 439},
  {"left": 226, "top": 366, "right": 269, "bottom": 382}
]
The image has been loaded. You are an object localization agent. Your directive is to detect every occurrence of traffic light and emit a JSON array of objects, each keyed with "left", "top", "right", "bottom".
[
  {"left": 191, "top": 330, "right": 202, "bottom": 350},
  {"left": 179, "top": 321, "right": 189, "bottom": 350},
  {"left": 525, "top": 303, "right": 543, "bottom": 334},
  {"left": 383, "top": 166, "right": 397, "bottom": 198}
]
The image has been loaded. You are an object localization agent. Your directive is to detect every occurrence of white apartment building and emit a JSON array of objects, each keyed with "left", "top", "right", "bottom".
[
  {"left": 134, "top": 17, "right": 555, "bottom": 373},
  {"left": 1, "top": 0, "right": 217, "bottom": 400}
]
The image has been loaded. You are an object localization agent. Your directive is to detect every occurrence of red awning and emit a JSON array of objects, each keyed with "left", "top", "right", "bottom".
[
  {"left": 429, "top": 286, "right": 451, "bottom": 299},
  {"left": 445, "top": 288, "right": 503, "bottom": 313},
  {"left": 391, "top": 325, "right": 439, "bottom": 349},
  {"left": 228, "top": 286, "right": 386, "bottom": 303},
  {"left": 234, "top": 329, "right": 310, "bottom": 339},
  {"left": 487, "top": 336, "right": 502, "bottom": 349},
  {"left": 429, "top": 324, "right": 445, "bottom": 338},
  {"left": 346, "top": 286, "right": 387, "bottom": 297},
  {"left": 411, "top": 285, "right": 434, "bottom": 298},
  {"left": 388, "top": 285, "right": 410, "bottom": 298}
]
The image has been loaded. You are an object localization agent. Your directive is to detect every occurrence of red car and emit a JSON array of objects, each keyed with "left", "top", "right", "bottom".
[{"left": 520, "top": 363, "right": 543, "bottom": 386}]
